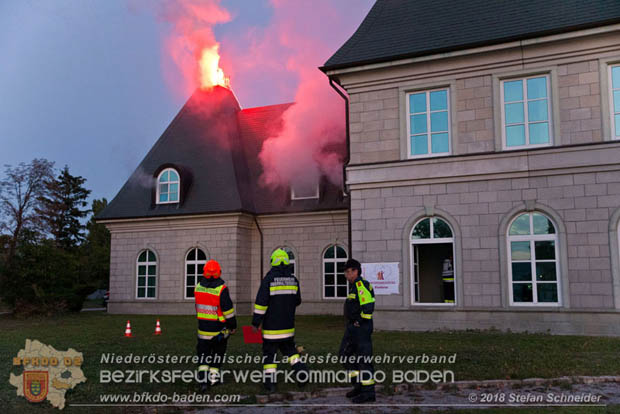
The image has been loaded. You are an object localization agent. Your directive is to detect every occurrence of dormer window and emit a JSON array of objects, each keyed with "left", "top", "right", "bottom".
[
  {"left": 291, "top": 183, "right": 319, "bottom": 200},
  {"left": 157, "top": 168, "right": 180, "bottom": 204}
]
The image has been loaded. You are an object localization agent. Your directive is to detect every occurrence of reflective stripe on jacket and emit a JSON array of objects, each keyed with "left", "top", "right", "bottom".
[
  {"left": 194, "top": 276, "right": 237, "bottom": 339},
  {"left": 252, "top": 264, "right": 301, "bottom": 340},
  {"left": 344, "top": 276, "right": 375, "bottom": 323}
]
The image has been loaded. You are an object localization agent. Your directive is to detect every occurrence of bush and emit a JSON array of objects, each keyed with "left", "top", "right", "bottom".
[{"left": 0, "top": 238, "right": 95, "bottom": 316}]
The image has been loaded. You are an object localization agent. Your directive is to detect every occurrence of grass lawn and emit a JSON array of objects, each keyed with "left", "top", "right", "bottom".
[{"left": 1, "top": 312, "right": 619, "bottom": 413}]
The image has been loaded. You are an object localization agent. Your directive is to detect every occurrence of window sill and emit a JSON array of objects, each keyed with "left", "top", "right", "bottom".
[
  {"left": 411, "top": 302, "right": 456, "bottom": 307},
  {"left": 509, "top": 303, "right": 561, "bottom": 308},
  {"left": 502, "top": 143, "right": 552, "bottom": 151},
  {"left": 407, "top": 152, "right": 451, "bottom": 160}
]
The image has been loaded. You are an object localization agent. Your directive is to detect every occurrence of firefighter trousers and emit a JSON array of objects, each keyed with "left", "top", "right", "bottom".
[
  {"left": 196, "top": 335, "right": 228, "bottom": 384},
  {"left": 339, "top": 320, "right": 375, "bottom": 396},
  {"left": 262, "top": 337, "right": 308, "bottom": 385}
]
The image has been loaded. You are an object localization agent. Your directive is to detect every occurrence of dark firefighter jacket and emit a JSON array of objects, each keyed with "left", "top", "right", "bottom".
[
  {"left": 344, "top": 276, "right": 375, "bottom": 324},
  {"left": 252, "top": 264, "right": 301, "bottom": 340},
  {"left": 194, "top": 276, "right": 237, "bottom": 340}
]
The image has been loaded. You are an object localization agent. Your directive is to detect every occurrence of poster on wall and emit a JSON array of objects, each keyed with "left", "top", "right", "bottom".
[{"left": 361, "top": 262, "right": 400, "bottom": 295}]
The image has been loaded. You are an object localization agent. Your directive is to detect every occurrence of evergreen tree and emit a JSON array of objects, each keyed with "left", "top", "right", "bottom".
[
  {"left": 84, "top": 198, "right": 111, "bottom": 289},
  {"left": 37, "top": 166, "right": 91, "bottom": 250}
]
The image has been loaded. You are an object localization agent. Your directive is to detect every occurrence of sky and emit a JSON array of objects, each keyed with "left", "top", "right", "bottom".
[{"left": 0, "top": 0, "right": 373, "bottom": 204}]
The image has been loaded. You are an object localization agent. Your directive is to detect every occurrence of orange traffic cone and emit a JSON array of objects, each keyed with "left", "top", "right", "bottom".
[
  {"left": 154, "top": 319, "right": 162, "bottom": 335},
  {"left": 124, "top": 320, "right": 133, "bottom": 337}
]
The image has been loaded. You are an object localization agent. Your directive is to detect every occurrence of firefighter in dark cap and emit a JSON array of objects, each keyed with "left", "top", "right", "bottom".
[{"left": 339, "top": 258, "right": 376, "bottom": 403}]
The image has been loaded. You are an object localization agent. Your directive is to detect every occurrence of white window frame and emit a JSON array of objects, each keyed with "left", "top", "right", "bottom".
[
  {"left": 184, "top": 247, "right": 207, "bottom": 299},
  {"left": 322, "top": 244, "right": 348, "bottom": 299},
  {"left": 409, "top": 217, "right": 456, "bottom": 306},
  {"left": 291, "top": 184, "right": 319, "bottom": 200},
  {"left": 156, "top": 168, "right": 180, "bottom": 204},
  {"left": 273, "top": 246, "right": 296, "bottom": 277},
  {"left": 406, "top": 87, "right": 451, "bottom": 159},
  {"left": 609, "top": 64, "right": 620, "bottom": 140},
  {"left": 507, "top": 213, "right": 561, "bottom": 307},
  {"left": 136, "top": 249, "right": 157, "bottom": 299},
  {"left": 500, "top": 74, "right": 553, "bottom": 150}
]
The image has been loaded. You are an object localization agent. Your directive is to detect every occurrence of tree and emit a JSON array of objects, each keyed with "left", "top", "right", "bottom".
[
  {"left": 2, "top": 233, "right": 84, "bottom": 315},
  {"left": 36, "top": 166, "right": 91, "bottom": 250},
  {"left": 0, "top": 159, "right": 54, "bottom": 263},
  {"left": 0, "top": 162, "right": 98, "bottom": 314},
  {"left": 84, "top": 198, "right": 111, "bottom": 289}
]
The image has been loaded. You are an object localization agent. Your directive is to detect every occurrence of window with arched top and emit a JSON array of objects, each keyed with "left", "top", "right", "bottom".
[
  {"left": 185, "top": 248, "right": 207, "bottom": 299},
  {"left": 136, "top": 250, "right": 157, "bottom": 299},
  {"left": 157, "top": 168, "right": 180, "bottom": 204},
  {"left": 323, "top": 245, "right": 348, "bottom": 299},
  {"left": 273, "top": 247, "right": 296, "bottom": 277},
  {"left": 508, "top": 212, "right": 560, "bottom": 305},
  {"left": 410, "top": 217, "right": 455, "bottom": 305}
]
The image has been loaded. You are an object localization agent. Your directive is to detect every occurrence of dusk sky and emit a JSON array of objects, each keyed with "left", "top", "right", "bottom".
[{"left": 0, "top": 0, "right": 373, "bottom": 203}]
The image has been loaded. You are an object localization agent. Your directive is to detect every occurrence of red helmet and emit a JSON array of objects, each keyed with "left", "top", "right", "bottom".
[{"left": 203, "top": 260, "right": 221, "bottom": 278}]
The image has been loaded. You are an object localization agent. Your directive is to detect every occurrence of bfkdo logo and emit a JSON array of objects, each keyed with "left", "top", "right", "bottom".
[
  {"left": 9, "top": 339, "right": 87, "bottom": 410},
  {"left": 24, "top": 371, "right": 48, "bottom": 403}
]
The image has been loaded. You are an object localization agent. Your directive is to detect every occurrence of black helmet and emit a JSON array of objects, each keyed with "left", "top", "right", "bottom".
[{"left": 344, "top": 259, "right": 362, "bottom": 276}]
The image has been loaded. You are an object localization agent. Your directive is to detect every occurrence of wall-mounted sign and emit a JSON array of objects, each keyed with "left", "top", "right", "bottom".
[{"left": 362, "top": 262, "right": 400, "bottom": 295}]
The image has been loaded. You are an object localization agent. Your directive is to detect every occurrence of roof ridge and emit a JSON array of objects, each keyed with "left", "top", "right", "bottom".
[{"left": 240, "top": 102, "right": 295, "bottom": 112}]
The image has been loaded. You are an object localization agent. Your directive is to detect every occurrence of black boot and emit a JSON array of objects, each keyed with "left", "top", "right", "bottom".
[
  {"left": 263, "top": 381, "right": 276, "bottom": 394},
  {"left": 292, "top": 363, "right": 309, "bottom": 388},
  {"left": 197, "top": 370, "right": 210, "bottom": 393},
  {"left": 346, "top": 383, "right": 362, "bottom": 398},
  {"left": 352, "top": 392, "right": 376, "bottom": 403}
]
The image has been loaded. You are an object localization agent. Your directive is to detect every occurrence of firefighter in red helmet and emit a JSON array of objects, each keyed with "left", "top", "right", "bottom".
[{"left": 194, "top": 259, "right": 236, "bottom": 392}]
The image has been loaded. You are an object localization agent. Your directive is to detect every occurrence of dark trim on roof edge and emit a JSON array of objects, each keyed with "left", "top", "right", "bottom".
[{"left": 95, "top": 207, "right": 349, "bottom": 223}]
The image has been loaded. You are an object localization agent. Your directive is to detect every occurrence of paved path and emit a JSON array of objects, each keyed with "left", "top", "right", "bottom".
[{"left": 192, "top": 377, "right": 619, "bottom": 413}]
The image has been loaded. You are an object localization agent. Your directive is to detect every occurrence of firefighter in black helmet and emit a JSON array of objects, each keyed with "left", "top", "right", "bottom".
[{"left": 339, "top": 258, "right": 376, "bottom": 403}]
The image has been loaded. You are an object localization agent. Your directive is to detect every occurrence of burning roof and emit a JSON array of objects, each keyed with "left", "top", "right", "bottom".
[{"left": 97, "top": 86, "right": 347, "bottom": 221}]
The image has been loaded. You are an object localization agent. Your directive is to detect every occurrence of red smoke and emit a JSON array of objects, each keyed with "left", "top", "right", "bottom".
[{"left": 255, "top": 0, "right": 350, "bottom": 191}]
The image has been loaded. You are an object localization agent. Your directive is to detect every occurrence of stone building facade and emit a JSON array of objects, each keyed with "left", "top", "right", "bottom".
[
  {"left": 321, "top": 1, "right": 620, "bottom": 335},
  {"left": 102, "top": 212, "right": 348, "bottom": 315}
]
